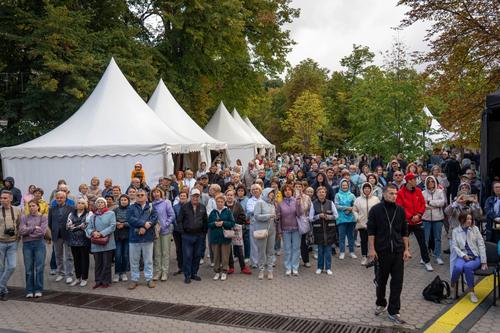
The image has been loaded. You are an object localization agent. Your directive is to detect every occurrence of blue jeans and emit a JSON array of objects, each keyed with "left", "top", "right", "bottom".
[
  {"left": 115, "top": 239, "right": 130, "bottom": 274},
  {"left": 23, "top": 240, "right": 46, "bottom": 294},
  {"left": 0, "top": 241, "right": 18, "bottom": 294},
  {"left": 451, "top": 256, "right": 481, "bottom": 289},
  {"left": 282, "top": 230, "right": 301, "bottom": 271},
  {"left": 182, "top": 234, "right": 204, "bottom": 280},
  {"left": 338, "top": 222, "right": 355, "bottom": 253},
  {"left": 129, "top": 242, "right": 153, "bottom": 282},
  {"left": 318, "top": 244, "right": 332, "bottom": 270},
  {"left": 423, "top": 221, "right": 443, "bottom": 258}
]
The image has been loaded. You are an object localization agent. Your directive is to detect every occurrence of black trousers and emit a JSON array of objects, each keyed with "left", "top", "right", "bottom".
[
  {"left": 376, "top": 251, "right": 404, "bottom": 315},
  {"left": 173, "top": 231, "right": 183, "bottom": 271},
  {"left": 228, "top": 245, "right": 246, "bottom": 269},
  {"left": 359, "top": 229, "right": 368, "bottom": 257},
  {"left": 301, "top": 234, "right": 309, "bottom": 264},
  {"left": 94, "top": 250, "right": 113, "bottom": 285},
  {"left": 71, "top": 246, "right": 90, "bottom": 280},
  {"left": 408, "top": 224, "right": 430, "bottom": 263}
]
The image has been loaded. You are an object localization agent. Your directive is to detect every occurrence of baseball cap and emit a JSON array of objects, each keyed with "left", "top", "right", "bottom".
[{"left": 191, "top": 189, "right": 201, "bottom": 196}]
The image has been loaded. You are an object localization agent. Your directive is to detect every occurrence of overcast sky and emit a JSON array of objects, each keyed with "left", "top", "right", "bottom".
[{"left": 285, "top": 0, "right": 431, "bottom": 73}]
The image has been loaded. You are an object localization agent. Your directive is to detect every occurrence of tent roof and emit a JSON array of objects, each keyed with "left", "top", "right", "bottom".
[
  {"left": 423, "top": 106, "right": 456, "bottom": 143},
  {"left": 243, "top": 116, "right": 273, "bottom": 147},
  {"left": 148, "top": 79, "right": 226, "bottom": 150},
  {"left": 204, "top": 102, "right": 256, "bottom": 147},
  {"left": 231, "top": 109, "right": 265, "bottom": 148},
  {"left": 1, "top": 58, "right": 195, "bottom": 159}
]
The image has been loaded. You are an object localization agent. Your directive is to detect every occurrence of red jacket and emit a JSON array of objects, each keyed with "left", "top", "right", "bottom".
[{"left": 396, "top": 186, "right": 426, "bottom": 225}]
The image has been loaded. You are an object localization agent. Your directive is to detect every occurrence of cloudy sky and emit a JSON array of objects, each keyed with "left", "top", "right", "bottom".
[{"left": 285, "top": 0, "right": 432, "bottom": 73}]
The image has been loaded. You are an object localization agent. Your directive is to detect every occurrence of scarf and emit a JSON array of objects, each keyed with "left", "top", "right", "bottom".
[{"left": 94, "top": 207, "right": 109, "bottom": 216}]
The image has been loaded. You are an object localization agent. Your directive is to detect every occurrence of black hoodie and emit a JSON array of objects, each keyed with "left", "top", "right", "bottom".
[
  {"left": 1, "top": 177, "right": 22, "bottom": 206},
  {"left": 367, "top": 199, "right": 408, "bottom": 254}
]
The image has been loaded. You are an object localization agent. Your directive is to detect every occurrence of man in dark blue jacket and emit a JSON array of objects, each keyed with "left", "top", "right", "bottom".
[{"left": 127, "top": 189, "right": 158, "bottom": 290}]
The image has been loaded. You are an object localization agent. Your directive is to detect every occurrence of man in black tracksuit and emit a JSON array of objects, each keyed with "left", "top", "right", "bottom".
[{"left": 367, "top": 184, "right": 410, "bottom": 325}]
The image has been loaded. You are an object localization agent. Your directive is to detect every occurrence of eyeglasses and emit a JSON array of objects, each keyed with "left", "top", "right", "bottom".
[
  {"left": 395, "top": 174, "right": 403, "bottom": 177},
  {"left": 137, "top": 194, "right": 146, "bottom": 197}
]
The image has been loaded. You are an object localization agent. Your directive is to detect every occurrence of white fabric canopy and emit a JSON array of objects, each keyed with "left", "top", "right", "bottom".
[
  {"left": 204, "top": 102, "right": 257, "bottom": 166},
  {"left": 243, "top": 116, "right": 274, "bottom": 148},
  {"left": 423, "top": 106, "right": 456, "bottom": 144},
  {"left": 0, "top": 58, "right": 190, "bottom": 197},
  {"left": 148, "top": 79, "right": 227, "bottom": 168},
  {"left": 231, "top": 109, "right": 265, "bottom": 148}
]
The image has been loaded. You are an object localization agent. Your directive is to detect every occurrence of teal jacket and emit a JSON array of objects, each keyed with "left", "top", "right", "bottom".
[
  {"left": 208, "top": 207, "right": 235, "bottom": 244},
  {"left": 335, "top": 180, "right": 356, "bottom": 224}
]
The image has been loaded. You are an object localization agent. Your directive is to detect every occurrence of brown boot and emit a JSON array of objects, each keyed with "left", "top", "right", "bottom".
[
  {"left": 147, "top": 280, "right": 156, "bottom": 288},
  {"left": 128, "top": 282, "right": 138, "bottom": 290}
]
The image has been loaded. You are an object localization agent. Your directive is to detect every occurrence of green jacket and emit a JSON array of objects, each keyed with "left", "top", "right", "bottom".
[{"left": 208, "top": 207, "right": 235, "bottom": 244}]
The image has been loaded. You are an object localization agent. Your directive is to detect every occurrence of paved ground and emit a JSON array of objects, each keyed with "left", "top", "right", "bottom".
[
  {"left": 470, "top": 302, "right": 500, "bottom": 333},
  {"left": 3, "top": 235, "right": 496, "bottom": 332}
]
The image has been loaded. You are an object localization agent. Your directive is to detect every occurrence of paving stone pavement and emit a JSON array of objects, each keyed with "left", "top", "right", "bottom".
[
  {"left": 469, "top": 303, "right": 500, "bottom": 333},
  {"left": 0, "top": 300, "right": 257, "bottom": 333},
  {"left": 7, "top": 236, "right": 454, "bottom": 331}
]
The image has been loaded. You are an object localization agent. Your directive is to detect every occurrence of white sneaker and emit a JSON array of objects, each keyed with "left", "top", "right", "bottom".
[
  {"left": 425, "top": 262, "right": 434, "bottom": 272},
  {"left": 113, "top": 275, "right": 120, "bottom": 283},
  {"left": 213, "top": 273, "right": 220, "bottom": 280},
  {"left": 285, "top": 270, "right": 292, "bottom": 276},
  {"left": 313, "top": 253, "right": 318, "bottom": 260},
  {"left": 339, "top": 253, "right": 345, "bottom": 260},
  {"left": 326, "top": 269, "right": 333, "bottom": 275},
  {"left": 80, "top": 280, "right": 88, "bottom": 287},
  {"left": 355, "top": 241, "right": 361, "bottom": 247},
  {"left": 55, "top": 275, "right": 63, "bottom": 282},
  {"left": 258, "top": 271, "right": 264, "bottom": 280},
  {"left": 220, "top": 273, "right": 227, "bottom": 281},
  {"left": 200, "top": 259, "right": 204, "bottom": 265},
  {"left": 26, "top": 293, "right": 33, "bottom": 298},
  {"left": 315, "top": 269, "right": 322, "bottom": 274},
  {"left": 34, "top": 292, "right": 42, "bottom": 298},
  {"left": 470, "top": 292, "right": 478, "bottom": 303},
  {"left": 121, "top": 274, "right": 128, "bottom": 282},
  {"left": 210, "top": 262, "right": 215, "bottom": 267},
  {"left": 304, "top": 262, "right": 311, "bottom": 268},
  {"left": 292, "top": 270, "right": 299, "bottom": 276},
  {"left": 436, "top": 258, "right": 444, "bottom": 265},
  {"left": 361, "top": 257, "right": 368, "bottom": 266},
  {"left": 65, "top": 277, "right": 73, "bottom": 284},
  {"left": 350, "top": 252, "right": 358, "bottom": 259},
  {"left": 244, "top": 258, "right": 250, "bottom": 264},
  {"left": 70, "top": 279, "right": 80, "bottom": 287},
  {"left": 420, "top": 259, "right": 425, "bottom": 265}
]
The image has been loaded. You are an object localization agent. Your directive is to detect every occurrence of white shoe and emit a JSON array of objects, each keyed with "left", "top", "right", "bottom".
[
  {"left": 292, "top": 270, "right": 299, "bottom": 276},
  {"left": 258, "top": 271, "right": 264, "bottom": 280},
  {"left": 285, "top": 270, "right": 292, "bottom": 276},
  {"left": 313, "top": 253, "right": 318, "bottom": 260},
  {"left": 244, "top": 258, "right": 250, "bottom": 264},
  {"left": 315, "top": 269, "right": 322, "bottom": 275},
  {"left": 80, "top": 280, "right": 88, "bottom": 287},
  {"left": 55, "top": 275, "right": 63, "bottom": 282},
  {"left": 420, "top": 259, "right": 425, "bottom": 265},
  {"left": 436, "top": 258, "right": 444, "bottom": 265},
  {"left": 361, "top": 257, "right": 368, "bottom": 266},
  {"left": 210, "top": 262, "right": 215, "bottom": 267},
  {"left": 70, "top": 279, "right": 80, "bottom": 287},
  {"left": 425, "top": 262, "right": 434, "bottom": 272},
  {"left": 50, "top": 269, "right": 57, "bottom": 276},
  {"left": 26, "top": 293, "right": 33, "bottom": 298},
  {"left": 355, "top": 241, "right": 361, "bottom": 247},
  {"left": 326, "top": 269, "right": 333, "bottom": 275},
  {"left": 470, "top": 292, "right": 478, "bottom": 303},
  {"left": 113, "top": 275, "right": 120, "bottom": 283},
  {"left": 220, "top": 273, "right": 227, "bottom": 281},
  {"left": 200, "top": 259, "right": 204, "bottom": 265},
  {"left": 304, "top": 262, "right": 311, "bottom": 268},
  {"left": 339, "top": 253, "right": 345, "bottom": 260},
  {"left": 213, "top": 273, "right": 220, "bottom": 280},
  {"left": 350, "top": 252, "right": 358, "bottom": 259},
  {"left": 34, "top": 292, "right": 42, "bottom": 298},
  {"left": 65, "top": 277, "right": 73, "bottom": 284},
  {"left": 121, "top": 274, "right": 128, "bottom": 282}
]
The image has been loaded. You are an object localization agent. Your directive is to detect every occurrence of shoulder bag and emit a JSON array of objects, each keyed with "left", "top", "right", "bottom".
[
  {"left": 217, "top": 210, "right": 235, "bottom": 239},
  {"left": 90, "top": 215, "right": 109, "bottom": 246}
]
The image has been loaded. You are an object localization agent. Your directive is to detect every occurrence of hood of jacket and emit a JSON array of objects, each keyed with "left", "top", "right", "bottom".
[
  {"left": 458, "top": 182, "right": 471, "bottom": 195},
  {"left": 425, "top": 176, "right": 438, "bottom": 192},
  {"left": 3, "top": 176, "right": 14, "bottom": 188},
  {"left": 360, "top": 182, "right": 373, "bottom": 198},
  {"left": 262, "top": 188, "right": 275, "bottom": 204},
  {"left": 339, "top": 179, "right": 350, "bottom": 193}
]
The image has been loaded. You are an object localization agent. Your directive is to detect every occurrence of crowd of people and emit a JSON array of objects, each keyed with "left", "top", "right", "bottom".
[{"left": 1, "top": 150, "right": 499, "bottom": 325}]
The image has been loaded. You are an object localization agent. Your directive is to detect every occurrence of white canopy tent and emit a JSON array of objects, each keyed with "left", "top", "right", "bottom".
[
  {"left": 204, "top": 102, "right": 258, "bottom": 166},
  {"left": 148, "top": 79, "right": 227, "bottom": 170},
  {"left": 231, "top": 109, "right": 265, "bottom": 148},
  {"left": 0, "top": 58, "right": 197, "bottom": 197},
  {"left": 423, "top": 106, "right": 456, "bottom": 147},
  {"left": 243, "top": 116, "right": 275, "bottom": 155}
]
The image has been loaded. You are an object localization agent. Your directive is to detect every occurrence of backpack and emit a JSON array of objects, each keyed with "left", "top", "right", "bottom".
[{"left": 422, "top": 275, "right": 450, "bottom": 303}]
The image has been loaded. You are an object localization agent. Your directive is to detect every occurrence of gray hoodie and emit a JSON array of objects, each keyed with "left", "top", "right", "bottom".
[{"left": 253, "top": 188, "right": 277, "bottom": 231}]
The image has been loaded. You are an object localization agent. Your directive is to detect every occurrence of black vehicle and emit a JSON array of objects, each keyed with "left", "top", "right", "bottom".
[{"left": 480, "top": 90, "right": 500, "bottom": 201}]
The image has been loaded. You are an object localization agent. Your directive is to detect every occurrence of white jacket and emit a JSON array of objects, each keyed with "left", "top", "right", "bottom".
[
  {"left": 422, "top": 177, "right": 446, "bottom": 221},
  {"left": 353, "top": 183, "right": 380, "bottom": 230},
  {"left": 451, "top": 225, "right": 487, "bottom": 264}
]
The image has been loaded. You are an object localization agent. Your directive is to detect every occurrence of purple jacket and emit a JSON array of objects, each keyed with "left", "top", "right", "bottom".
[
  {"left": 153, "top": 199, "right": 175, "bottom": 235},
  {"left": 277, "top": 197, "right": 303, "bottom": 234}
]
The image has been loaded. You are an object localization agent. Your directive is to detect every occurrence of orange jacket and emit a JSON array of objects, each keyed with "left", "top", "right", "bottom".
[
  {"left": 131, "top": 169, "right": 145, "bottom": 181},
  {"left": 396, "top": 186, "right": 426, "bottom": 225}
]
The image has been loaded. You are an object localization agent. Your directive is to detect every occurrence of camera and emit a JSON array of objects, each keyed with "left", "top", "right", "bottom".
[
  {"left": 366, "top": 259, "right": 377, "bottom": 269},
  {"left": 4, "top": 228, "right": 15, "bottom": 237}
]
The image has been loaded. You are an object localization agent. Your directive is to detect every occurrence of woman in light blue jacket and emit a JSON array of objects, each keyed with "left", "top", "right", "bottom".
[
  {"left": 253, "top": 187, "right": 277, "bottom": 280},
  {"left": 335, "top": 179, "right": 357, "bottom": 260},
  {"left": 85, "top": 197, "right": 116, "bottom": 289}
]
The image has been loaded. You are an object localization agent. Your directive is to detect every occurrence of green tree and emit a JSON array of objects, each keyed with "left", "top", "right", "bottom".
[{"left": 281, "top": 90, "right": 326, "bottom": 154}]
